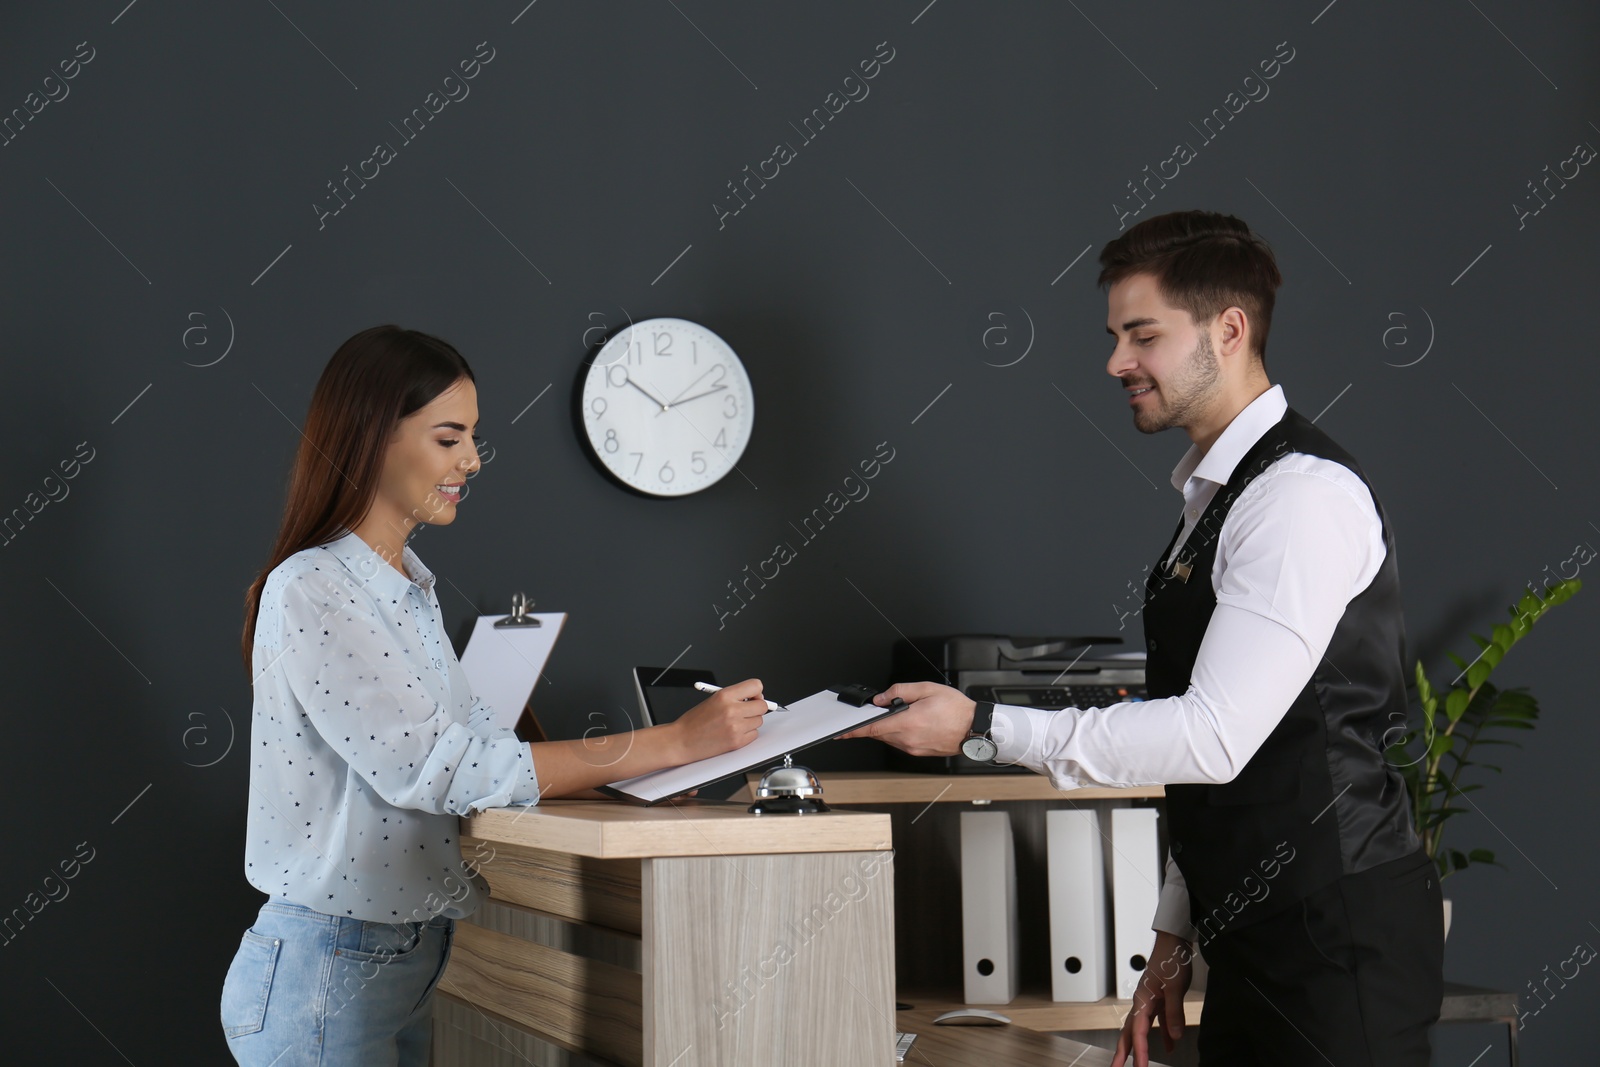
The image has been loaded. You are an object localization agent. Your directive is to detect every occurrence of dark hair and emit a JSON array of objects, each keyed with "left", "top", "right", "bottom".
[
  {"left": 1097, "top": 210, "right": 1283, "bottom": 366},
  {"left": 240, "top": 325, "right": 474, "bottom": 671}
]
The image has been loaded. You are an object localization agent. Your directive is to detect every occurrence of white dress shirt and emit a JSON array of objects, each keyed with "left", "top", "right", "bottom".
[
  {"left": 244, "top": 528, "right": 539, "bottom": 923},
  {"left": 990, "top": 385, "right": 1387, "bottom": 940}
]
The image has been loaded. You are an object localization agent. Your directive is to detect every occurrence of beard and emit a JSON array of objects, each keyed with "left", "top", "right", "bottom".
[{"left": 1131, "top": 330, "right": 1220, "bottom": 434}]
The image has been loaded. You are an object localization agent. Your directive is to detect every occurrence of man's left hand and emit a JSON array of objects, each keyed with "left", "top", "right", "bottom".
[{"left": 838, "top": 681, "right": 976, "bottom": 756}]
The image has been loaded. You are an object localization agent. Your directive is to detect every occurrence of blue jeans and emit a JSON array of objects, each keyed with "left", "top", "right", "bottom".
[{"left": 219, "top": 899, "right": 455, "bottom": 1066}]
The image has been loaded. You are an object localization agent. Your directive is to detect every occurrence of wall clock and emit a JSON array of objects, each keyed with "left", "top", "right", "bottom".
[{"left": 577, "top": 317, "right": 754, "bottom": 497}]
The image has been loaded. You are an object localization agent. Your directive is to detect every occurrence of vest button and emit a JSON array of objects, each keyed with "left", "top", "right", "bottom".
[
  {"left": 1172, "top": 841, "right": 1182, "bottom": 855},
  {"left": 1148, "top": 639, "right": 1158, "bottom": 651}
]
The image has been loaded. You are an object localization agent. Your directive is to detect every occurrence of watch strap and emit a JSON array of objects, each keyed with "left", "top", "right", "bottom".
[{"left": 970, "top": 699, "right": 996, "bottom": 739}]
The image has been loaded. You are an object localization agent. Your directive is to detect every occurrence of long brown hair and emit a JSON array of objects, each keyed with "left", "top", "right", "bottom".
[
  {"left": 1097, "top": 210, "right": 1283, "bottom": 367},
  {"left": 240, "top": 325, "right": 475, "bottom": 671}
]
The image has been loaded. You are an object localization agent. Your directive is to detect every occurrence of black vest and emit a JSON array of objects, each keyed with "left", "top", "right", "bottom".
[{"left": 1142, "top": 406, "right": 1418, "bottom": 938}]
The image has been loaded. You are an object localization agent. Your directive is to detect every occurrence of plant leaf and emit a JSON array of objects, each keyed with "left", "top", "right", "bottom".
[
  {"left": 1489, "top": 706, "right": 1537, "bottom": 720},
  {"left": 1467, "top": 662, "right": 1492, "bottom": 690},
  {"left": 1422, "top": 807, "right": 1472, "bottom": 822}
]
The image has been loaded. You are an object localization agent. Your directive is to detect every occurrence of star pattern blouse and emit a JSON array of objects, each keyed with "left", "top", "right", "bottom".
[{"left": 243, "top": 527, "right": 539, "bottom": 923}]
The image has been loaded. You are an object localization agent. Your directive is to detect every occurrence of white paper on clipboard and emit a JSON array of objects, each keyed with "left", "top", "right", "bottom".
[
  {"left": 458, "top": 613, "right": 566, "bottom": 733},
  {"left": 603, "top": 687, "right": 900, "bottom": 804}
]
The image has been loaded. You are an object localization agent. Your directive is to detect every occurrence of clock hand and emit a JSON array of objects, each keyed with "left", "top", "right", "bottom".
[
  {"left": 624, "top": 376, "right": 672, "bottom": 410},
  {"left": 662, "top": 366, "right": 721, "bottom": 408},
  {"left": 659, "top": 384, "right": 728, "bottom": 409}
]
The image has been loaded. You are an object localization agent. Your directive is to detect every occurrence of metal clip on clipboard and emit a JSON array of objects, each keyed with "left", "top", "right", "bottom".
[{"left": 493, "top": 591, "right": 542, "bottom": 628}]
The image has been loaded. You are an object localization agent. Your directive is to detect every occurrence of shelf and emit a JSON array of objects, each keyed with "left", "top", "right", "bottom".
[
  {"left": 898, "top": 979, "right": 1518, "bottom": 1034},
  {"left": 898, "top": 986, "right": 1203, "bottom": 1033},
  {"left": 895, "top": 1008, "right": 1152, "bottom": 1065},
  {"left": 730, "top": 770, "right": 1164, "bottom": 805}
]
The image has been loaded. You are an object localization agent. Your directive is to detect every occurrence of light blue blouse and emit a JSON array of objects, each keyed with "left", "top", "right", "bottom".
[{"left": 244, "top": 528, "right": 539, "bottom": 923}]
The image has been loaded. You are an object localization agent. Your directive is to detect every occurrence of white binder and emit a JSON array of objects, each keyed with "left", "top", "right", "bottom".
[
  {"left": 1110, "top": 807, "right": 1163, "bottom": 999},
  {"left": 1046, "top": 808, "right": 1110, "bottom": 1002},
  {"left": 960, "top": 810, "right": 1019, "bottom": 1004}
]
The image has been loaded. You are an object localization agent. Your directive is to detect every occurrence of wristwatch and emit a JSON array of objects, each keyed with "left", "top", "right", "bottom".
[{"left": 960, "top": 700, "right": 998, "bottom": 763}]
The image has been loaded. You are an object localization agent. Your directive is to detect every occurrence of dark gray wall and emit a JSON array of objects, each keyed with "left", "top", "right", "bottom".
[{"left": 2, "top": 1, "right": 1596, "bottom": 1062}]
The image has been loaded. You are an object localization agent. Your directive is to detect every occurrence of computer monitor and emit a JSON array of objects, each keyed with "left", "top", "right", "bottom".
[{"left": 631, "top": 666, "right": 717, "bottom": 727}]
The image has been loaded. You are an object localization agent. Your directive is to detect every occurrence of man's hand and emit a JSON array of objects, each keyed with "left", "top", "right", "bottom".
[
  {"left": 837, "top": 681, "right": 975, "bottom": 756},
  {"left": 1111, "top": 930, "right": 1194, "bottom": 1067}
]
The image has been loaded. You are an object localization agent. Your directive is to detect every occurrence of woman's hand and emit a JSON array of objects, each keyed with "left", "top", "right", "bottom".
[
  {"left": 670, "top": 677, "right": 768, "bottom": 763},
  {"left": 529, "top": 678, "right": 768, "bottom": 798}
]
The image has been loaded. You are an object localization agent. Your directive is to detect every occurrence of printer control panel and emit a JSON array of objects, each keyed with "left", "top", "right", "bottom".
[{"left": 973, "top": 683, "right": 1146, "bottom": 710}]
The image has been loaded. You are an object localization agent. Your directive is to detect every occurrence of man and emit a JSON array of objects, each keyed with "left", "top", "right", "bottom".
[{"left": 843, "top": 210, "right": 1443, "bottom": 1066}]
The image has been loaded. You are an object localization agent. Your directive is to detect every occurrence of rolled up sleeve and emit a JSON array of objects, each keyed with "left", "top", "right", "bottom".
[
  {"left": 276, "top": 575, "right": 540, "bottom": 816},
  {"left": 988, "top": 468, "right": 1377, "bottom": 791}
]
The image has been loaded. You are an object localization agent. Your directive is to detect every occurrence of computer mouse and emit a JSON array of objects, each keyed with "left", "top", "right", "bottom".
[{"left": 931, "top": 1008, "right": 1011, "bottom": 1026}]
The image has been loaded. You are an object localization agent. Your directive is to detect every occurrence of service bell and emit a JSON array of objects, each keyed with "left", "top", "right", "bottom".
[{"left": 748, "top": 753, "right": 829, "bottom": 815}]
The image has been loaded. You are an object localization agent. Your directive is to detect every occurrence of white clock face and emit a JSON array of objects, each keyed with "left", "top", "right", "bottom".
[{"left": 579, "top": 318, "right": 754, "bottom": 497}]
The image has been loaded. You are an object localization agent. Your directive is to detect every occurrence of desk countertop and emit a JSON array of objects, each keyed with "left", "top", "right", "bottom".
[{"left": 462, "top": 798, "right": 892, "bottom": 858}]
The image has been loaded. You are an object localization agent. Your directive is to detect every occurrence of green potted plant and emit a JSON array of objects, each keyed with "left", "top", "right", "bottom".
[{"left": 1388, "top": 578, "right": 1581, "bottom": 937}]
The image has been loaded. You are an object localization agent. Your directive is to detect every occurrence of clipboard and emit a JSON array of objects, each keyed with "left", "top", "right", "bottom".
[
  {"left": 599, "top": 684, "right": 907, "bottom": 805},
  {"left": 458, "top": 592, "right": 565, "bottom": 735}
]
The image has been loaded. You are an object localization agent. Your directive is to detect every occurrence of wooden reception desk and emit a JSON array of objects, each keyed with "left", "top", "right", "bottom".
[
  {"left": 429, "top": 798, "right": 1161, "bottom": 1066},
  {"left": 430, "top": 799, "right": 898, "bottom": 1066}
]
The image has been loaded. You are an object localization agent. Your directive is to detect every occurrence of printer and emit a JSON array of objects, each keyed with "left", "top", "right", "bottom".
[{"left": 885, "top": 634, "right": 1147, "bottom": 775}]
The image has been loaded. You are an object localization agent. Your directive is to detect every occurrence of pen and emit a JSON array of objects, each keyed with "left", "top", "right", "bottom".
[{"left": 693, "top": 681, "right": 789, "bottom": 712}]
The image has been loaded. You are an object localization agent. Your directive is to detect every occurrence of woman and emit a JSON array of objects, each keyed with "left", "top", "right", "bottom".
[{"left": 220, "top": 325, "right": 768, "bottom": 1065}]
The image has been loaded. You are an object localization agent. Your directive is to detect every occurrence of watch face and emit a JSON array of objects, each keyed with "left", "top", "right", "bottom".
[
  {"left": 579, "top": 317, "right": 754, "bottom": 497},
  {"left": 961, "top": 735, "right": 998, "bottom": 763}
]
